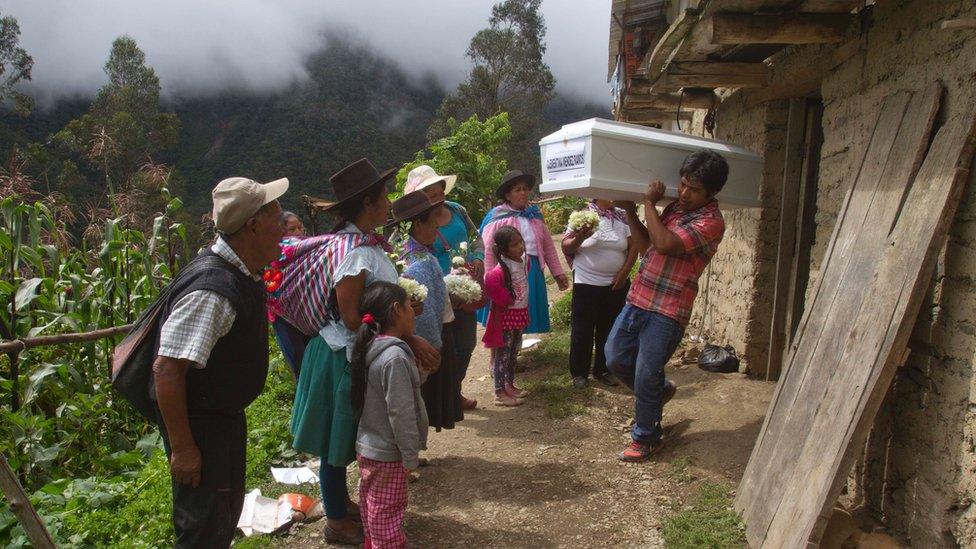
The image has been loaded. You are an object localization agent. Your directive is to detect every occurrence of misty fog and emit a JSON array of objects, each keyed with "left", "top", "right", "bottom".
[{"left": 7, "top": 0, "right": 612, "bottom": 108}]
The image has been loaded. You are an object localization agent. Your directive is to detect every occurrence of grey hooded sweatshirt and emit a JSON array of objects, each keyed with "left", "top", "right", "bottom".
[{"left": 356, "top": 336, "right": 429, "bottom": 469}]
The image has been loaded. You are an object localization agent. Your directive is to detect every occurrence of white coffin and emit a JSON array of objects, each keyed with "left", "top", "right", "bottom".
[{"left": 538, "top": 118, "right": 763, "bottom": 208}]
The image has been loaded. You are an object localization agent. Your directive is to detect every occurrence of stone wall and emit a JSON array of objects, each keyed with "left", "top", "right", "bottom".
[{"left": 688, "top": 0, "right": 976, "bottom": 544}]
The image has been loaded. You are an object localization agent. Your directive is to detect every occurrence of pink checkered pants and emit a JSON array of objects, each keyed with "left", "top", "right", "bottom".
[{"left": 358, "top": 456, "right": 409, "bottom": 549}]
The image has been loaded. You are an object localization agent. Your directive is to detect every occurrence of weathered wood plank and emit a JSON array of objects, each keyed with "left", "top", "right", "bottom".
[
  {"left": 0, "top": 455, "right": 56, "bottom": 548},
  {"left": 750, "top": 85, "right": 940, "bottom": 543},
  {"left": 656, "top": 61, "right": 769, "bottom": 89},
  {"left": 735, "top": 83, "right": 946, "bottom": 547},
  {"left": 735, "top": 84, "right": 942, "bottom": 544},
  {"left": 765, "top": 99, "right": 807, "bottom": 380},
  {"left": 767, "top": 94, "right": 976, "bottom": 548},
  {"left": 624, "top": 90, "right": 718, "bottom": 109},
  {"left": 710, "top": 12, "right": 853, "bottom": 44},
  {"left": 637, "top": 8, "right": 700, "bottom": 79}
]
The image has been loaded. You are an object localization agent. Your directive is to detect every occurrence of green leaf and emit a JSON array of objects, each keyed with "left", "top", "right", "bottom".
[{"left": 14, "top": 277, "right": 44, "bottom": 309}]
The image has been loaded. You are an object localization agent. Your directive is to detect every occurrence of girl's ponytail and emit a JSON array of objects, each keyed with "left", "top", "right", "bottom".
[
  {"left": 349, "top": 281, "right": 411, "bottom": 417},
  {"left": 350, "top": 315, "right": 379, "bottom": 416}
]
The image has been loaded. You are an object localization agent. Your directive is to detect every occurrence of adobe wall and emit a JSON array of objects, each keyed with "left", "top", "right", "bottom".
[
  {"left": 684, "top": 96, "right": 787, "bottom": 374},
  {"left": 692, "top": 0, "right": 976, "bottom": 544}
]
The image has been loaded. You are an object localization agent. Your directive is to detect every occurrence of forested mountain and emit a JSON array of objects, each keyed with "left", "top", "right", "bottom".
[{"left": 1, "top": 36, "right": 608, "bottom": 217}]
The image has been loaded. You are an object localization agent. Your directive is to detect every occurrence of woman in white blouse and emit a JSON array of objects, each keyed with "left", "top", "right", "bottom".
[{"left": 561, "top": 199, "right": 638, "bottom": 388}]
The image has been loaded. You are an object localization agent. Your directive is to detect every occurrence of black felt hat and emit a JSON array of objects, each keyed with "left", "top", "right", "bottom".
[
  {"left": 389, "top": 190, "right": 445, "bottom": 225},
  {"left": 495, "top": 170, "right": 536, "bottom": 200},
  {"left": 322, "top": 158, "right": 399, "bottom": 212}
]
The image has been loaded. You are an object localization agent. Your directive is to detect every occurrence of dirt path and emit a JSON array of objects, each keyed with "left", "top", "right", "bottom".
[
  {"left": 278, "top": 242, "right": 773, "bottom": 547},
  {"left": 282, "top": 335, "right": 772, "bottom": 548}
]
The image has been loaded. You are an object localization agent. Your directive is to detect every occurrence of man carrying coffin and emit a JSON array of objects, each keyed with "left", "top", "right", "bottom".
[{"left": 605, "top": 150, "right": 728, "bottom": 462}]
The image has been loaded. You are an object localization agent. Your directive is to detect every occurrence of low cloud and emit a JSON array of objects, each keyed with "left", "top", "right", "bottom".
[{"left": 7, "top": 0, "right": 611, "bottom": 107}]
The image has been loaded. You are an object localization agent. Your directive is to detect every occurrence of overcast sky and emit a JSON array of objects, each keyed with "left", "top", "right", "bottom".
[{"left": 6, "top": 0, "right": 612, "bottom": 108}]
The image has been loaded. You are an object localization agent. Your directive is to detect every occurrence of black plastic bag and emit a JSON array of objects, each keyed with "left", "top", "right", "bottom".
[{"left": 697, "top": 344, "right": 740, "bottom": 373}]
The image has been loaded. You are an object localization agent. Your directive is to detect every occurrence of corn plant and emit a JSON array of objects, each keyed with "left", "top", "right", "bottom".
[{"left": 0, "top": 193, "right": 189, "bottom": 490}]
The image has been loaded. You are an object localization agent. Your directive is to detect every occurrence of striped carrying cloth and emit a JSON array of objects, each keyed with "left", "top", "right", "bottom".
[{"left": 271, "top": 232, "right": 392, "bottom": 336}]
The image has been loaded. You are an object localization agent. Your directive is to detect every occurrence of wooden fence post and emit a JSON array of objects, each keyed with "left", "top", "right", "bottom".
[{"left": 0, "top": 454, "right": 56, "bottom": 548}]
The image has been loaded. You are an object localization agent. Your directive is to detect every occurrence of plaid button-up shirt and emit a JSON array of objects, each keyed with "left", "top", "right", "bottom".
[
  {"left": 157, "top": 238, "right": 260, "bottom": 368},
  {"left": 627, "top": 200, "right": 724, "bottom": 326}
]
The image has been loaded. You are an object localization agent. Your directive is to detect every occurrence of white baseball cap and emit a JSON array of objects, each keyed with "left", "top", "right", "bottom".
[{"left": 212, "top": 176, "right": 289, "bottom": 233}]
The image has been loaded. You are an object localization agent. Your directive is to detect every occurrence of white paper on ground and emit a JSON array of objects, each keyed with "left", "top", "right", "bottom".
[
  {"left": 521, "top": 338, "right": 541, "bottom": 350},
  {"left": 271, "top": 466, "right": 319, "bottom": 484},
  {"left": 237, "top": 489, "right": 293, "bottom": 536}
]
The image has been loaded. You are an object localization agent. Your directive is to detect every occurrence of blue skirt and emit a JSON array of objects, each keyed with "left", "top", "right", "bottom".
[{"left": 477, "top": 255, "right": 551, "bottom": 334}]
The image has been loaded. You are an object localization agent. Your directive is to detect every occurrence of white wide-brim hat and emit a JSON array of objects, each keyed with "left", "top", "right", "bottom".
[{"left": 404, "top": 164, "right": 457, "bottom": 196}]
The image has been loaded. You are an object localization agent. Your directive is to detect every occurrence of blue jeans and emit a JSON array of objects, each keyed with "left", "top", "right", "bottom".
[{"left": 604, "top": 304, "right": 685, "bottom": 444}]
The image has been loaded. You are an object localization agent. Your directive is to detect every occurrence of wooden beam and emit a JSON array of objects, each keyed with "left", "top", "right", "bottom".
[
  {"left": 941, "top": 18, "right": 976, "bottom": 30},
  {"left": 637, "top": 8, "right": 700, "bottom": 79},
  {"left": 710, "top": 13, "right": 852, "bottom": 45},
  {"left": 0, "top": 324, "right": 134, "bottom": 353},
  {"left": 766, "top": 98, "right": 808, "bottom": 381},
  {"left": 657, "top": 61, "right": 769, "bottom": 89},
  {"left": 624, "top": 90, "right": 718, "bottom": 109},
  {"left": 620, "top": 107, "right": 694, "bottom": 122},
  {"left": 0, "top": 455, "right": 56, "bottom": 548}
]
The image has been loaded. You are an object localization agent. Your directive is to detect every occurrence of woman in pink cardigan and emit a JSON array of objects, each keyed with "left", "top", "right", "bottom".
[{"left": 477, "top": 170, "right": 568, "bottom": 334}]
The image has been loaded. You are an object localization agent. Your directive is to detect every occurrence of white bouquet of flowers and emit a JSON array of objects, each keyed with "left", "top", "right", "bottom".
[
  {"left": 444, "top": 273, "right": 482, "bottom": 304},
  {"left": 398, "top": 277, "right": 428, "bottom": 302},
  {"left": 567, "top": 210, "right": 600, "bottom": 233}
]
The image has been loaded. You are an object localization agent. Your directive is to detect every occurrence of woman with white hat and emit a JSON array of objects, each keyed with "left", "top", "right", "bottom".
[{"left": 403, "top": 164, "right": 485, "bottom": 410}]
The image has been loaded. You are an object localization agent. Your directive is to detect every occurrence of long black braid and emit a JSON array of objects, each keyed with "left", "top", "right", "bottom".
[{"left": 491, "top": 225, "right": 521, "bottom": 302}]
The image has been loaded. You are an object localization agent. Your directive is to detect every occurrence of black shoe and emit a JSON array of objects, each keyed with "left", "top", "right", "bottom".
[
  {"left": 596, "top": 372, "right": 619, "bottom": 386},
  {"left": 572, "top": 376, "right": 588, "bottom": 389}
]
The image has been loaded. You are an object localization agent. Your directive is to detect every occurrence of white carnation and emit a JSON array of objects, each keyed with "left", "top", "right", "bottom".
[
  {"left": 459, "top": 241, "right": 469, "bottom": 252},
  {"left": 444, "top": 274, "right": 482, "bottom": 303},
  {"left": 452, "top": 256, "right": 467, "bottom": 268},
  {"left": 567, "top": 210, "right": 600, "bottom": 232},
  {"left": 398, "top": 277, "right": 429, "bottom": 302}
]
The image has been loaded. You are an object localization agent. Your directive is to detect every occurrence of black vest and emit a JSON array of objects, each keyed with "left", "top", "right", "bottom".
[{"left": 154, "top": 249, "right": 269, "bottom": 416}]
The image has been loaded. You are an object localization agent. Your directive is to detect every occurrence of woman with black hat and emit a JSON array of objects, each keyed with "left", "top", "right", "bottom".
[
  {"left": 274, "top": 159, "right": 439, "bottom": 545},
  {"left": 477, "top": 170, "right": 569, "bottom": 335}
]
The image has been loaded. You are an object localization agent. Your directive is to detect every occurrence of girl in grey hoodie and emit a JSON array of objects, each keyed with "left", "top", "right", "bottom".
[{"left": 351, "top": 281, "right": 428, "bottom": 548}]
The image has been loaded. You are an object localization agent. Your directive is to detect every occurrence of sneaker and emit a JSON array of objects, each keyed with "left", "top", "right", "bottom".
[
  {"left": 506, "top": 383, "right": 529, "bottom": 398},
  {"left": 663, "top": 380, "right": 677, "bottom": 404},
  {"left": 596, "top": 372, "right": 619, "bottom": 387},
  {"left": 494, "top": 393, "right": 524, "bottom": 407},
  {"left": 618, "top": 439, "right": 665, "bottom": 463},
  {"left": 572, "top": 376, "right": 588, "bottom": 389}
]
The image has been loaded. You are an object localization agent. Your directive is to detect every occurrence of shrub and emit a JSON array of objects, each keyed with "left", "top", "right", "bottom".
[
  {"left": 549, "top": 291, "right": 572, "bottom": 330},
  {"left": 541, "top": 196, "right": 587, "bottom": 234}
]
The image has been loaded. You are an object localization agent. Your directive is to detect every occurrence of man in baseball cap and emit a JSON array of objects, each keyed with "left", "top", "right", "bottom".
[{"left": 154, "top": 176, "right": 287, "bottom": 547}]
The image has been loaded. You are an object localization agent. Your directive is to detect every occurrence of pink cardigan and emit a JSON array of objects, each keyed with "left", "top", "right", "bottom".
[
  {"left": 481, "top": 265, "right": 517, "bottom": 349},
  {"left": 481, "top": 212, "right": 565, "bottom": 278}
]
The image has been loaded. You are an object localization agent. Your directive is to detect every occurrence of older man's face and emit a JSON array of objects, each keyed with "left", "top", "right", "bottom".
[{"left": 254, "top": 201, "right": 286, "bottom": 267}]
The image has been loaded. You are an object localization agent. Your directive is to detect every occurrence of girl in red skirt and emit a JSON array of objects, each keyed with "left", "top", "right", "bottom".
[{"left": 482, "top": 225, "right": 532, "bottom": 406}]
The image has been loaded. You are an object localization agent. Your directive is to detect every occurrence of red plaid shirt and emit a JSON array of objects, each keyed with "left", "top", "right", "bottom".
[{"left": 627, "top": 200, "right": 724, "bottom": 326}]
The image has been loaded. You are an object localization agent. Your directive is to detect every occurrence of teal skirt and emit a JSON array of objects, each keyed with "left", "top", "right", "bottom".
[
  {"left": 476, "top": 254, "right": 551, "bottom": 334},
  {"left": 290, "top": 336, "right": 358, "bottom": 467}
]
